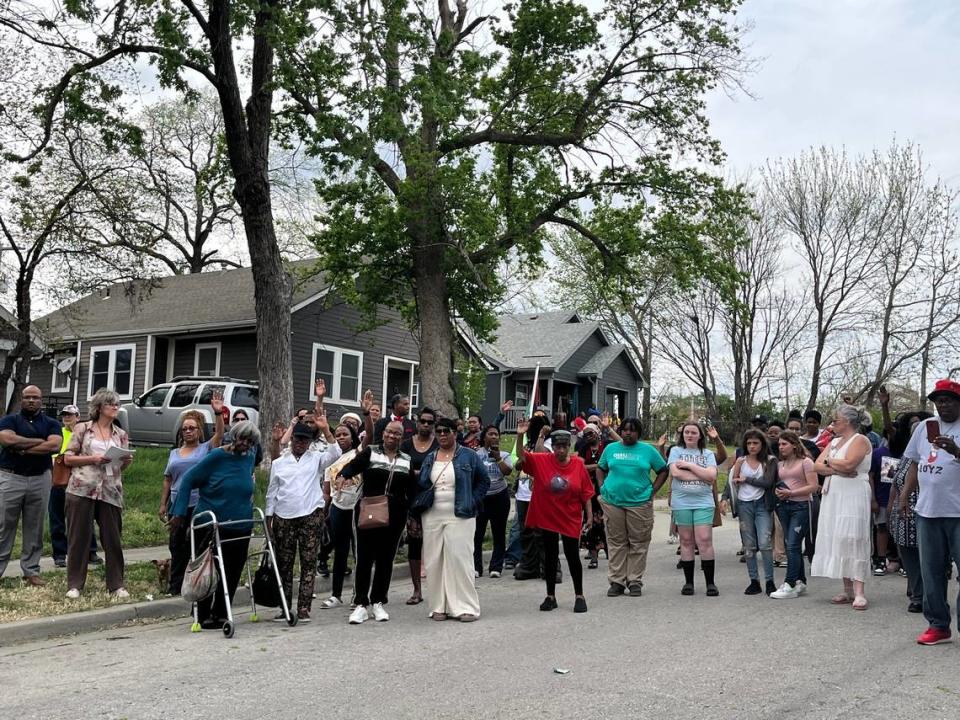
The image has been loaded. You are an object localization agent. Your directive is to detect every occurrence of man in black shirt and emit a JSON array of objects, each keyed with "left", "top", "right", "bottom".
[
  {"left": 0, "top": 386, "right": 62, "bottom": 585},
  {"left": 372, "top": 394, "right": 416, "bottom": 444}
]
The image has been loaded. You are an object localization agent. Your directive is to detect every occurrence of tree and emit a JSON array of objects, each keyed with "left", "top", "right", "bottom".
[
  {"left": 3, "top": 1, "right": 299, "bottom": 436},
  {"left": 278, "top": 0, "right": 750, "bottom": 416}
]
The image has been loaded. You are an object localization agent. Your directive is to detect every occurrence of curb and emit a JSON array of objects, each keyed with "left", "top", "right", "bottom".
[{"left": 0, "top": 550, "right": 491, "bottom": 646}]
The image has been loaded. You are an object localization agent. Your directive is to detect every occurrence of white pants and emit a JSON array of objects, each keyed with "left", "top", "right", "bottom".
[{"left": 422, "top": 500, "right": 480, "bottom": 618}]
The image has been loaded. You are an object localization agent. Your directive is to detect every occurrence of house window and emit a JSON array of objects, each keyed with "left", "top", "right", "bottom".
[
  {"left": 515, "top": 382, "right": 529, "bottom": 405},
  {"left": 410, "top": 381, "right": 420, "bottom": 408},
  {"left": 194, "top": 342, "right": 221, "bottom": 377},
  {"left": 310, "top": 344, "right": 363, "bottom": 405},
  {"left": 88, "top": 344, "right": 136, "bottom": 399},
  {"left": 51, "top": 356, "right": 74, "bottom": 394}
]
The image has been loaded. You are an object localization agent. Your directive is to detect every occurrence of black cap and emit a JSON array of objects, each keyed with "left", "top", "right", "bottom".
[{"left": 291, "top": 422, "right": 314, "bottom": 439}]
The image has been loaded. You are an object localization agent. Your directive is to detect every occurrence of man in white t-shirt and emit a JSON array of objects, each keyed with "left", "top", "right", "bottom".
[{"left": 902, "top": 379, "right": 960, "bottom": 646}]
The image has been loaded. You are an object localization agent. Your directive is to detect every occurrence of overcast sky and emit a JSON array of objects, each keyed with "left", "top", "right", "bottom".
[{"left": 707, "top": 0, "right": 960, "bottom": 184}]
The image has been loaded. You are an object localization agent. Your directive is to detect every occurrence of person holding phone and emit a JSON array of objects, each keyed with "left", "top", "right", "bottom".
[
  {"left": 473, "top": 425, "right": 513, "bottom": 579},
  {"left": 900, "top": 380, "right": 960, "bottom": 645}
]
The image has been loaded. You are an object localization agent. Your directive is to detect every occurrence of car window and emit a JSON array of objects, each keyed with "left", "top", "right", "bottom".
[
  {"left": 231, "top": 385, "right": 259, "bottom": 410},
  {"left": 198, "top": 384, "right": 226, "bottom": 404},
  {"left": 140, "top": 386, "right": 171, "bottom": 408},
  {"left": 168, "top": 383, "right": 200, "bottom": 408}
]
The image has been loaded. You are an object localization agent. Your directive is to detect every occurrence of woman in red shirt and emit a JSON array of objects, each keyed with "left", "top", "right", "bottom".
[{"left": 516, "top": 419, "right": 594, "bottom": 613}]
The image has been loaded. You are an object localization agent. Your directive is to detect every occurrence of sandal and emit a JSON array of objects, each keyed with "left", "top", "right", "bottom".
[
  {"left": 430, "top": 612, "right": 447, "bottom": 621},
  {"left": 852, "top": 596, "right": 868, "bottom": 611},
  {"left": 830, "top": 594, "right": 853, "bottom": 605},
  {"left": 406, "top": 595, "right": 423, "bottom": 605},
  {"left": 588, "top": 558, "right": 598, "bottom": 569}
]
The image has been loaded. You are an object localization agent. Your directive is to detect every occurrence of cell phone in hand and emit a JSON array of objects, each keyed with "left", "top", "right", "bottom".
[{"left": 926, "top": 419, "right": 940, "bottom": 444}]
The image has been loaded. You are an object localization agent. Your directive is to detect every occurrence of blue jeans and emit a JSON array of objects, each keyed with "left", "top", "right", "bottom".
[
  {"left": 777, "top": 500, "right": 810, "bottom": 586},
  {"left": 917, "top": 515, "right": 960, "bottom": 630},
  {"left": 737, "top": 499, "right": 773, "bottom": 581},
  {"left": 505, "top": 499, "right": 525, "bottom": 564}
]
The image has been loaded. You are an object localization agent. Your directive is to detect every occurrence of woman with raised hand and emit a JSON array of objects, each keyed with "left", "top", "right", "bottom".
[
  {"left": 668, "top": 422, "right": 719, "bottom": 596},
  {"left": 337, "top": 419, "right": 417, "bottom": 625},
  {"left": 596, "top": 418, "right": 668, "bottom": 597},
  {"left": 811, "top": 405, "right": 874, "bottom": 610},
  {"left": 473, "top": 424, "right": 513, "bottom": 579},
  {"left": 769, "top": 431, "right": 819, "bottom": 599},
  {"left": 515, "top": 418, "right": 594, "bottom": 614},
  {"left": 160, "top": 395, "right": 225, "bottom": 595},
  {"left": 730, "top": 430, "right": 778, "bottom": 597},
  {"left": 319, "top": 422, "right": 362, "bottom": 609},
  {"left": 578, "top": 423, "right": 608, "bottom": 570},
  {"left": 63, "top": 389, "right": 134, "bottom": 600},
  {"left": 417, "top": 418, "right": 489, "bottom": 621}
]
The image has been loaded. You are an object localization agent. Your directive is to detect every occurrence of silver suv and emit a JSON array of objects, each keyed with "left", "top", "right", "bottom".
[{"left": 119, "top": 376, "right": 260, "bottom": 445}]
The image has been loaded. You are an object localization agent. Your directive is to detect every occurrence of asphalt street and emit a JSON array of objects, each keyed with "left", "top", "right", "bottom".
[{"left": 3, "top": 511, "right": 958, "bottom": 720}]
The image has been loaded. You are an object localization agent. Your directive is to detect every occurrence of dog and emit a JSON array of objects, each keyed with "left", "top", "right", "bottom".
[{"left": 152, "top": 559, "right": 171, "bottom": 593}]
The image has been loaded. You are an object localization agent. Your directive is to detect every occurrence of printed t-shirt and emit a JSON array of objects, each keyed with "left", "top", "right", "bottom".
[
  {"left": 904, "top": 418, "right": 960, "bottom": 518},
  {"left": 522, "top": 451, "right": 594, "bottom": 538},
  {"left": 668, "top": 446, "right": 717, "bottom": 510},
  {"left": 597, "top": 441, "right": 666, "bottom": 507},
  {"left": 870, "top": 447, "right": 896, "bottom": 507}
]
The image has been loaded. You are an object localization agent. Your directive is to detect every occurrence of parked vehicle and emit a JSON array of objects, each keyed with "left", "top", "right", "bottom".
[{"left": 119, "top": 376, "right": 259, "bottom": 445}]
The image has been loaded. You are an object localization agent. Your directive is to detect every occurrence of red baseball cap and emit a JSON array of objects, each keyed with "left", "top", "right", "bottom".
[{"left": 928, "top": 379, "right": 960, "bottom": 401}]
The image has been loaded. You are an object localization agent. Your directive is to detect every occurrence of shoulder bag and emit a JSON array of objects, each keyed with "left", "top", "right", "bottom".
[
  {"left": 357, "top": 457, "right": 396, "bottom": 530},
  {"left": 251, "top": 554, "right": 282, "bottom": 608},
  {"left": 181, "top": 540, "right": 218, "bottom": 603}
]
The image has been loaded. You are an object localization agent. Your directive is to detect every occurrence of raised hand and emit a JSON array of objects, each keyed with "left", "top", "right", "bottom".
[
  {"left": 315, "top": 377, "right": 326, "bottom": 399},
  {"left": 361, "top": 389, "right": 374, "bottom": 412},
  {"left": 516, "top": 418, "right": 530, "bottom": 436},
  {"left": 210, "top": 389, "right": 225, "bottom": 414},
  {"left": 600, "top": 412, "right": 611, "bottom": 428},
  {"left": 501, "top": 399, "right": 514, "bottom": 413},
  {"left": 878, "top": 385, "right": 890, "bottom": 406},
  {"left": 706, "top": 425, "right": 720, "bottom": 441},
  {"left": 272, "top": 421, "right": 286, "bottom": 442},
  {"left": 316, "top": 413, "right": 330, "bottom": 432}
]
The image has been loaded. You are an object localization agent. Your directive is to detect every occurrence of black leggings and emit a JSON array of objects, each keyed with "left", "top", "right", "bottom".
[{"left": 542, "top": 531, "right": 582, "bottom": 596}]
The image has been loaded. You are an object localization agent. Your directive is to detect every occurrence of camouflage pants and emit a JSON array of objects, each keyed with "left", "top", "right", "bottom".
[{"left": 272, "top": 508, "right": 323, "bottom": 613}]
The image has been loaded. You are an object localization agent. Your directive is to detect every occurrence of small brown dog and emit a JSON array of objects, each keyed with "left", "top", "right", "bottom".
[{"left": 152, "top": 559, "right": 171, "bottom": 592}]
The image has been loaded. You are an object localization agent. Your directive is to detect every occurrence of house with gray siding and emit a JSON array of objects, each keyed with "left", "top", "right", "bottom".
[
  {"left": 28, "top": 261, "right": 424, "bottom": 421},
  {"left": 476, "top": 311, "right": 643, "bottom": 429}
]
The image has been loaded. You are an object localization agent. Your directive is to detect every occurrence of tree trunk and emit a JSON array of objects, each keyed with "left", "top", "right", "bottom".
[
  {"left": 641, "top": 312, "right": 652, "bottom": 436},
  {"left": 0, "top": 271, "right": 36, "bottom": 413},
  {"left": 807, "top": 327, "right": 826, "bottom": 411},
  {"left": 413, "top": 245, "right": 458, "bottom": 417}
]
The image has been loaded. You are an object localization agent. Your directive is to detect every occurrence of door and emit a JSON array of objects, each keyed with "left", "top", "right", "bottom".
[
  {"left": 382, "top": 357, "right": 418, "bottom": 410},
  {"left": 126, "top": 385, "right": 171, "bottom": 444}
]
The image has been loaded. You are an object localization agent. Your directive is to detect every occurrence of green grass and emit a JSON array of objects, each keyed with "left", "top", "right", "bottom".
[
  {"left": 12, "top": 447, "right": 270, "bottom": 556},
  {"left": 0, "top": 561, "right": 167, "bottom": 623}
]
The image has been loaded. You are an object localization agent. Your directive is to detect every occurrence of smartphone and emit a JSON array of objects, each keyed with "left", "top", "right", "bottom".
[{"left": 926, "top": 419, "right": 940, "bottom": 444}]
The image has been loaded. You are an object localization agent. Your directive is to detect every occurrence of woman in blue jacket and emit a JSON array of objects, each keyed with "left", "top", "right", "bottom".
[{"left": 416, "top": 418, "right": 490, "bottom": 622}]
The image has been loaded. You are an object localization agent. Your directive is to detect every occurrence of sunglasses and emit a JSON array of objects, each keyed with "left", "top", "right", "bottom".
[
  {"left": 436, "top": 427, "right": 454, "bottom": 435},
  {"left": 419, "top": 418, "right": 435, "bottom": 425}
]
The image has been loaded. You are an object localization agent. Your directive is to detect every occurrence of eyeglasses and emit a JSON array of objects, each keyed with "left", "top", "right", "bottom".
[
  {"left": 419, "top": 418, "right": 435, "bottom": 425},
  {"left": 182, "top": 426, "right": 199, "bottom": 432},
  {"left": 436, "top": 428, "right": 454, "bottom": 435},
  {"left": 105, "top": 402, "right": 120, "bottom": 407}
]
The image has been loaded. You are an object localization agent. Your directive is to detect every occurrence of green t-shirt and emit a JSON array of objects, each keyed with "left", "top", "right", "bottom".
[{"left": 598, "top": 441, "right": 666, "bottom": 507}]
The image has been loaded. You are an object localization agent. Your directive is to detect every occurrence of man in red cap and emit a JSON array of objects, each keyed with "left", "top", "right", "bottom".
[{"left": 901, "top": 379, "right": 960, "bottom": 645}]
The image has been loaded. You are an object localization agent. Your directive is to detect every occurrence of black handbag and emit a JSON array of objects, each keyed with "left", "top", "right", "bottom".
[
  {"left": 410, "top": 486, "right": 435, "bottom": 516},
  {"left": 251, "top": 555, "right": 282, "bottom": 608}
]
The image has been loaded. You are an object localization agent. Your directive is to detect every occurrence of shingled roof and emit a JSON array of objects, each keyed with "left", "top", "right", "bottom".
[
  {"left": 34, "top": 260, "right": 329, "bottom": 342},
  {"left": 479, "top": 311, "right": 600, "bottom": 370},
  {"left": 578, "top": 344, "right": 630, "bottom": 376}
]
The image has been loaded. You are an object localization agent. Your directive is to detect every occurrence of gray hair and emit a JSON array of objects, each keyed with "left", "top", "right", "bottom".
[
  {"left": 835, "top": 404, "right": 867, "bottom": 429},
  {"left": 89, "top": 388, "right": 120, "bottom": 421},
  {"left": 229, "top": 420, "right": 261, "bottom": 447}
]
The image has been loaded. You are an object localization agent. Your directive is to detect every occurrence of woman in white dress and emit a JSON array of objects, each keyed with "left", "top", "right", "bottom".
[{"left": 811, "top": 405, "right": 873, "bottom": 610}]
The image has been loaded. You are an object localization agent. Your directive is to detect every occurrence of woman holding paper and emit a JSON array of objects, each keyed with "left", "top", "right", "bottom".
[{"left": 63, "top": 388, "right": 134, "bottom": 599}]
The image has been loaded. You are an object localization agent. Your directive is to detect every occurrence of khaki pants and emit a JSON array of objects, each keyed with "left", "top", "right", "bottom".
[
  {"left": 773, "top": 511, "right": 786, "bottom": 561},
  {"left": 422, "top": 502, "right": 480, "bottom": 618},
  {"left": 600, "top": 498, "right": 654, "bottom": 586}
]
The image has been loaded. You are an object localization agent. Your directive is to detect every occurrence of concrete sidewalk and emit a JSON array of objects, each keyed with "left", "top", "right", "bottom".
[{"left": 2, "top": 544, "right": 173, "bottom": 579}]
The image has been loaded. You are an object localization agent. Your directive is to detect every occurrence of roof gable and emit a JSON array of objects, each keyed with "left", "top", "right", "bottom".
[{"left": 479, "top": 311, "right": 601, "bottom": 370}]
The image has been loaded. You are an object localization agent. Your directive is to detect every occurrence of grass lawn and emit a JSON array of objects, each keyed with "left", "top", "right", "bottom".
[
  {"left": 0, "top": 561, "right": 168, "bottom": 623},
  {"left": 11, "top": 447, "right": 269, "bottom": 557}
]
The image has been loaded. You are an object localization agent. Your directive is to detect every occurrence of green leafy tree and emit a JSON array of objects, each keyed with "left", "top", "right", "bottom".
[{"left": 278, "top": 0, "right": 751, "bottom": 415}]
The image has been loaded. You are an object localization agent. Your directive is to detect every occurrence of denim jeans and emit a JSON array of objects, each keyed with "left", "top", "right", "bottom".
[
  {"left": 505, "top": 499, "right": 526, "bottom": 564},
  {"left": 737, "top": 499, "right": 773, "bottom": 581},
  {"left": 777, "top": 500, "right": 810, "bottom": 586},
  {"left": 916, "top": 515, "right": 960, "bottom": 630},
  {"left": 474, "top": 488, "right": 510, "bottom": 574}
]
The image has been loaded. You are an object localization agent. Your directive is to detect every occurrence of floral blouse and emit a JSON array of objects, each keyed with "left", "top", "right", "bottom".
[{"left": 65, "top": 422, "right": 129, "bottom": 509}]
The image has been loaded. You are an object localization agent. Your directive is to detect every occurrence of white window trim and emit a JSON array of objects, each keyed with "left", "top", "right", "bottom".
[
  {"left": 51, "top": 357, "right": 72, "bottom": 394},
  {"left": 87, "top": 343, "right": 137, "bottom": 400},
  {"left": 515, "top": 382, "right": 529, "bottom": 404},
  {"left": 310, "top": 343, "right": 364, "bottom": 406},
  {"left": 193, "top": 342, "right": 222, "bottom": 377},
  {"left": 410, "top": 381, "right": 420, "bottom": 409},
  {"left": 381, "top": 355, "right": 419, "bottom": 410}
]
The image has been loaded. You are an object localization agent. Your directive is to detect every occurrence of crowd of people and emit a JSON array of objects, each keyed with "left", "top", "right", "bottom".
[{"left": 1, "top": 377, "right": 959, "bottom": 647}]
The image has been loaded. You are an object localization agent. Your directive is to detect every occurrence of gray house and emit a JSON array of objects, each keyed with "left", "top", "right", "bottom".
[
  {"left": 476, "top": 311, "right": 643, "bottom": 429},
  {"left": 28, "top": 262, "right": 423, "bottom": 420}
]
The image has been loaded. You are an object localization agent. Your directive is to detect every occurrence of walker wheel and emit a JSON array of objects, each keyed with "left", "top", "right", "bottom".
[
  {"left": 287, "top": 613, "right": 299, "bottom": 627},
  {"left": 190, "top": 622, "right": 202, "bottom": 633},
  {"left": 250, "top": 613, "right": 259, "bottom": 623},
  {"left": 222, "top": 621, "right": 235, "bottom": 638}
]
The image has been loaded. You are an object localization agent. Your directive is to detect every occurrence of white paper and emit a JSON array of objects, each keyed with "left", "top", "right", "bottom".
[{"left": 104, "top": 445, "right": 135, "bottom": 465}]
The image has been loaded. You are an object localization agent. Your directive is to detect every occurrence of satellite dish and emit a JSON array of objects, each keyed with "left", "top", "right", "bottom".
[{"left": 56, "top": 357, "right": 76, "bottom": 374}]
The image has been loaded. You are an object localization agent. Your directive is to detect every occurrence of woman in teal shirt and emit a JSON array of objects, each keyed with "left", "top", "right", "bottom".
[
  {"left": 596, "top": 418, "right": 668, "bottom": 598},
  {"left": 169, "top": 421, "right": 259, "bottom": 630}
]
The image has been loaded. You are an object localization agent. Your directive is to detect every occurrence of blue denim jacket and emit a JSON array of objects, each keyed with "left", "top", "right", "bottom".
[{"left": 417, "top": 446, "right": 490, "bottom": 518}]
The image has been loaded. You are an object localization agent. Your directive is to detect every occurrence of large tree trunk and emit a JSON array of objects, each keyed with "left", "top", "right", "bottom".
[
  {"left": 413, "top": 244, "right": 457, "bottom": 417},
  {"left": 0, "top": 272, "right": 35, "bottom": 413}
]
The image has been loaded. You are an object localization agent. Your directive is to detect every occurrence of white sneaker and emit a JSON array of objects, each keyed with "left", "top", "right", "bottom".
[
  {"left": 490, "top": 571, "right": 501, "bottom": 579},
  {"left": 321, "top": 596, "right": 343, "bottom": 609},
  {"left": 794, "top": 580, "right": 807, "bottom": 595},
  {"left": 112, "top": 588, "right": 130, "bottom": 599},
  {"left": 371, "top": 602, "right": 389, "bottom": 622},
  {"left": 474, "top": 570, "right": 480, "bottom": 578},
  {"left": 667, "top": 535, "right": 679, "bottom": 545},
  {"left": 65, "top": 588, "right": 81, "bottom": 599},
  {"left": 770, "top": 583, "right": 800, "bottom": 599},
  {"left": 348, "top": 605, "right": 369, "bottom": 624}
]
